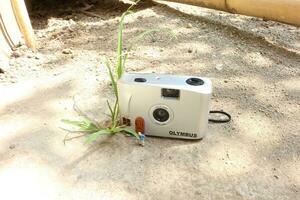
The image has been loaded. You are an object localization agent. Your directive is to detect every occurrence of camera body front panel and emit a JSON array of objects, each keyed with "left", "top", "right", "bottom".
[{"left": 118, "top": 73, "right": 212, "bottom": 139}]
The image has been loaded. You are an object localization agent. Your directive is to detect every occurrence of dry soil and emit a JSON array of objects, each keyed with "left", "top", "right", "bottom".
[{"left": 0, "top": 1, "right": 299, "bottom": 200}]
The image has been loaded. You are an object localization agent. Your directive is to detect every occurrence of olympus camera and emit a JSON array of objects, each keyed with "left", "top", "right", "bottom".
[{"left": 117, "top": 73, "right": 212, "bottom": 139}]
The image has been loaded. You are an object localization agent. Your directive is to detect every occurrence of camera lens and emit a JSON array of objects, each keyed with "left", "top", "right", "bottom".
[
  {"left": 153, "top": 108, "right": 169, "bottom": 122},
  {"left": 186, "top": 78, "right": 204, "bottom": 86}
]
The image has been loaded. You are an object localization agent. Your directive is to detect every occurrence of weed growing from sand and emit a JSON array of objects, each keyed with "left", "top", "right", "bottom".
[{"left": 62, "top": 1, "right": 175, "bottom": 144}]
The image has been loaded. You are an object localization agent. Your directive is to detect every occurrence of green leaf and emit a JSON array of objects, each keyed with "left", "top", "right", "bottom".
[
  {"left": 103, "top": 57, "right": 120, "bottom": 128},
  {"left": 116, "top": 12, "right": 127, "bottom": 80},
  {"left": 120, "top": 128, "right": 139, "bottom": 139},
  {"left": 81, "top": 117, "right": 99, "bottom": 130},
  {"left": 62, "top": 119, "right": 86, "bottom": 128},
  {"left": 112, "top": 99, "right": 119, "bottom": 128},
  {"left": 85, "top": 122, "right": 100, "bottom": 132},
  {"left": 62, "top": 118, "right": 99, "bottom": 133},
  {"left": 85, "top": 129, "right": 112, "bottom": 144},
  {"left": 116, "top": 1, "right": 141, "bottom": 80},
  {"left": 106, "top": 100, "right": 114, "bottom": 121},
  {"left": 107, "top": 126, "right": 139, "bottom": 139},
  {"left": 104, "top": 57, "right": 118, "bottom": 99},
  {"left": 110, "top": 125, "right": 127, "bottom": 133},
  {"left": 126, "top": 0, "right": 140, "bottom": 11}
]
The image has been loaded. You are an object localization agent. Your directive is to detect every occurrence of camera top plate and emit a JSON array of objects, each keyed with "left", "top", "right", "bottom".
[{"left": 119, "top": 73, "right": 212, "bottom": 94}]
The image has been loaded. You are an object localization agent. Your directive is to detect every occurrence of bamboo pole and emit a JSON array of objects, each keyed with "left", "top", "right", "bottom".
[
  {"left": 11, "top": 0, "right": 36, "bottom": 50},
  {"left": 0, "top": 0, "right": 23, "bottom": 48},
  {"left": 160, "top": 0, "right": 300, "bottom": 26}
]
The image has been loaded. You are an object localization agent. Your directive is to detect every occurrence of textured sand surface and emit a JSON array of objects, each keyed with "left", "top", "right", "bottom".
[{"left": 0, "top": 1, "right": 299, "bottom": 199}]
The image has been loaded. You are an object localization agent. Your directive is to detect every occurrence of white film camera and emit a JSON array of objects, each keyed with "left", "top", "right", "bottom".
[{"left": 118, "top": 73, "right": 212, "bottom": 139}]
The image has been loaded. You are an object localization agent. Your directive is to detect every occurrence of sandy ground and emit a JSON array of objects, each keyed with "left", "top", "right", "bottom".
[{"left": 0, "top": 1, "right": 300, "bottom": 199}]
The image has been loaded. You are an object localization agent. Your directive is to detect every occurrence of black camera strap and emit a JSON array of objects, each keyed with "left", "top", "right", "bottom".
[{"left": 209, "top": 110, "right": 231, "bottom": 123}]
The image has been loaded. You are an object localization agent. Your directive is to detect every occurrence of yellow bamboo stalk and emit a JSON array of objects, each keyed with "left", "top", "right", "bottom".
[
  {"left": 11, "top": 0, "right": 36, "bottom": 50},
  {"left": 160, "top": 0, "right": 300, "bottom": 26}
]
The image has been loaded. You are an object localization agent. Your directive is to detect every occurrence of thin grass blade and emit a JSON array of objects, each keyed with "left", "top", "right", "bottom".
[
  {"left": 61, "top": 119, "right": 86, "bottom": 128},
  {"left": 106, "top": 100, "right": 114, "bottom": 121},
  {"left": 62, "top": 119, "right": 99, "bottom": 132},
  {"left": 112, "top": 99, "right": 120, "bottom": 128},
  {"left": 116, "top": 12, "right": 127, "bottom": 79},
  {"left": 104, "top": 57, "right": 118, "bottom": 98}
]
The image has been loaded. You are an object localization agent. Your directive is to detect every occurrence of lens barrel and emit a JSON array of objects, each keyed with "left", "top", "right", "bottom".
[{"left": 153, "top": 108, "right": 170, "bottom": 122}]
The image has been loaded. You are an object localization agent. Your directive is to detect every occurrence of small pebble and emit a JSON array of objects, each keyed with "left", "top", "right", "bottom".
[
  {"left": 62, "top": 49, "right": 72, "bottom": 54},
  {"left": 11, "top": 51, "right": 21, "bottom": 58},
  {"left": 187, "top": 23, "right": 193, "bottom": 28},
  {"left": 9, "top": 144, "right": 15, "bottom": 149},
  {"left": 0, "top": 68, "right": 4, "bottom": 74},
  {"left": 188, "top": 49, "right": 192, "bottom": 53},
  {"left": 27, "top": 54, "right": 33, "bottom": 58},
  {"left": 216, "top": 64, "right": 223, "bottom": 71},
  {"left": 75, "top": 175, "right": 82, "bottom": 181},
  {"left": 35, "top": 54, "right": 41, "bottom": 60}
]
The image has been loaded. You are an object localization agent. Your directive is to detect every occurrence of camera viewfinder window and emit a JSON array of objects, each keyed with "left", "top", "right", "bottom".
[{"left": 162, "top": 88, "right": 180, "bottom": 99}]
